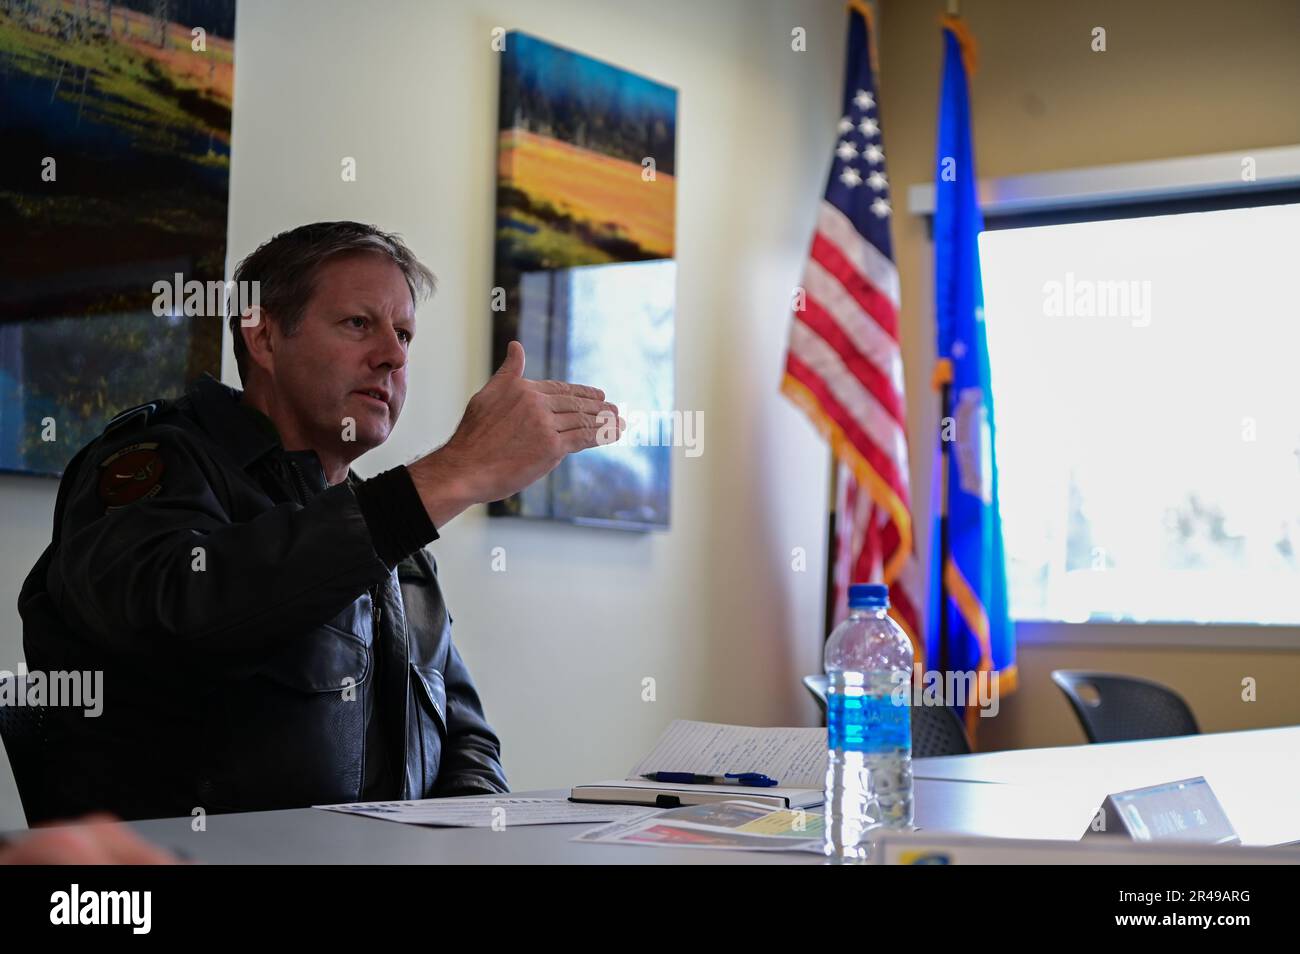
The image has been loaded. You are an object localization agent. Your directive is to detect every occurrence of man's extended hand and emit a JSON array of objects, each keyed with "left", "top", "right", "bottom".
[{"left": 408, "top": 341, "right": 624, "bottom": 527}]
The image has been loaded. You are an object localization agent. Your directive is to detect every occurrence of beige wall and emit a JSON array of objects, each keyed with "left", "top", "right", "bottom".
[{"left": 878, "top": 0, "right": 1300, "bottom": 750}]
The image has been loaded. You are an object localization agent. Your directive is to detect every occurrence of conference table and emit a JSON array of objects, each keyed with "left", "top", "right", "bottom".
[
  {"left": 913, "top": 724, "right": 1300, "bottom": 848},
  {"left": 111, "top": 725, "right": 1300, "bottom": 863}
]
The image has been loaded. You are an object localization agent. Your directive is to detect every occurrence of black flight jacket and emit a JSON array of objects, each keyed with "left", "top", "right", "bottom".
[{"left": 17, "top": 373, "right": 508, "bottom": 821}]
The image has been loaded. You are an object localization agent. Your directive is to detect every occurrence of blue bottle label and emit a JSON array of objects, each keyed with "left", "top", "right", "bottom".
[{"left": 828, "top": 691, "right": 911, "bottom": 754}]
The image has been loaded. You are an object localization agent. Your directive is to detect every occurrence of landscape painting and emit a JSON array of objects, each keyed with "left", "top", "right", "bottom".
[
  {"left": 492, "top": 31, "right": 677, "bottom": 530},
  {"left": 0, "top": 0, "right": 235, "bottom": 475}
]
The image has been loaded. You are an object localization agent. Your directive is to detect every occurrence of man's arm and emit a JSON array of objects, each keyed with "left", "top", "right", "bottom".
[
  {"left": 50, "top": 340, "right": 621, "bottom": 665},
  {"left": 50, "top": 424, "right": 415, "bottom": 663}
]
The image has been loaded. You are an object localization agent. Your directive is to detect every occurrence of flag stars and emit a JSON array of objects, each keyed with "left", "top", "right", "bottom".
[
  {"left": 838, "top": 115, "right": 855, "bottom": 134},
  {"left": 866, "top": 170, "right": 888, "bottom": 191},
  {"left": 853, "top": 89, "right": 876, "bottom": 111},
  {"left": 952, "top": 340, "right": 968, "bottom": 359},
  {"left": 863, "top": 143, "right": 884, "bottom": 165},
  {"left": 836, "top": 140, "right": 859, "bottom": 161},
  {"left": 858, "top": 117, "right": 880, "bottom": 138},
  {"left": 870, "top": 196, "right": 892, "bottom": 218},
  {"left": 840, "top": 166, "right": 863, "bottom": 188}
]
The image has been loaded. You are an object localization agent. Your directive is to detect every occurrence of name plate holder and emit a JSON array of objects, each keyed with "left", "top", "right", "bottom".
[{"left": 1082, "top": 775, "right": 1240, "bottom": 845}]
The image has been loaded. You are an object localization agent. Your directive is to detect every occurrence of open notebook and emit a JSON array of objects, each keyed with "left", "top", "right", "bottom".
[{"left": 571, "top": 719, "right": 827, "bottom": 810}]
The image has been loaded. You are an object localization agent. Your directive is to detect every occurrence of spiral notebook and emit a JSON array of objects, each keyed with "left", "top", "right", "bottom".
[{"left": 570, "top": 719, "right": 826, "bottom": 810}]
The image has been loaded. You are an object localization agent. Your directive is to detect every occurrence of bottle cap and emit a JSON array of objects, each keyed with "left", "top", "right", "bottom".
[{"left": 848, "top": 583, "right": 890, "bottom": 609}]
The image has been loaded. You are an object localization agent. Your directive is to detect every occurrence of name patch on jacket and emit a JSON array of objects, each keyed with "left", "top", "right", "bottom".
[{"left": 97, "top": 442, "right": 166, "bottom": 510}]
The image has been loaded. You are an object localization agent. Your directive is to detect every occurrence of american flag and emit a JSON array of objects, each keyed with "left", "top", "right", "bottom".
[{"left": 780, "top": 0, "right": 923, "bottom": 657}]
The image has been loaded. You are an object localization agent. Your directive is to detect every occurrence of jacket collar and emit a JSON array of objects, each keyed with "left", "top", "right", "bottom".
[
  {"left": 188, "top": 373, "right": 283, "bottom": 469},
  {"left": 187, "top": 373, "right": 362, "bottom": 488}
]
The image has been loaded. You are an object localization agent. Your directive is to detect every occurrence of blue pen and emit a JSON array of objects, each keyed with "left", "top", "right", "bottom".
[{"left": 641, "top": 772, "right": 779, "bottom": 787}]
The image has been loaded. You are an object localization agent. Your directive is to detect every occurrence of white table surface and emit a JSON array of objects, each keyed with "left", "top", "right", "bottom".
[
  {"left": 912, "top": 724, "right": 1300, "bottom": 847},
  {"left": 14, "top": 726, "right": 1287, "bottom": 862}
]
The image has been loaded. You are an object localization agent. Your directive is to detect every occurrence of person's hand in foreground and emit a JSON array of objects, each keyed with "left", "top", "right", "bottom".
[{"left": 0, "top": 813, "right": 178, "bottom": 864}]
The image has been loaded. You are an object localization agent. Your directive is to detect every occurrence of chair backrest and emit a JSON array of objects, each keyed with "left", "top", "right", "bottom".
[
  {"left": 1050, "top": 670, "right": 1200, "bottom": 744},
  {"left": 802, "top": 674, "right": 828, "bottom": 708},
  {"left": 911, "top": 703, "right": 972, "bottom": 758},
  {"left": 0, "top": 674, "right": 47, "bottom": 830},
  {"left": 802, "top": 674, "right": 972, "bottom": 758}
]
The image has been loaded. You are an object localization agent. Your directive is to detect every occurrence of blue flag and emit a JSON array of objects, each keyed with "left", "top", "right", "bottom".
[{"left": 926, "top": 21, "right": 1016, "bottom": 732}]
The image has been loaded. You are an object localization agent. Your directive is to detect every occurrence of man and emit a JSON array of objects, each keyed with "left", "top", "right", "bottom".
[{"left": 18, "top": 221, "right": 622, "bottom": 821}]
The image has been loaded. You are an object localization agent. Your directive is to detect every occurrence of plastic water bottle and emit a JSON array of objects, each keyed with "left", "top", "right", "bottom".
[{"left": 823, "top": 583, "right": 914, "bottom": 861}]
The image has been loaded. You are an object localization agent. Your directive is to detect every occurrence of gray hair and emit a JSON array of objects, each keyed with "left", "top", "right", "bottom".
[{"left": 228, "top": 221, "right": 436, "bottom": 385}]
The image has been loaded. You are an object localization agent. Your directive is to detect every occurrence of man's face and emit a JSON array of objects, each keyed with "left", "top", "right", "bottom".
[{"left": 269, "top": 251, "right": 415, "bottom": 458}]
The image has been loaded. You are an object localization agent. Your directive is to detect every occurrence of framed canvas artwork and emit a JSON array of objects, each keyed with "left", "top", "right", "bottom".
[
  {"left": 491, "top": 31, "right": 677, "bottom": 531},
  {"left": 0, "top": 0, "right": 236, "bottom": 476}
]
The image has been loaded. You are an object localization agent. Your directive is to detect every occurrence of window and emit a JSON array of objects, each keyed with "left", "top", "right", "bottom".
[{"left": 979, "top": 200, "right": 1300, "bottom": 626}]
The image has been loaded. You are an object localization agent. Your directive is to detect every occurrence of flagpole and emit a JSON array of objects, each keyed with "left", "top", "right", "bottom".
[
  {"left": 825, "top": 0, "right": 867, "bottom": 646},
  {"left": 823, "top": 453, "right": 838, "bottom": 642},
  {"left": 825, "top": 0, "right": 871, "bottom": 655},
  {"left": 937, "top": 379, "right": 952, "bottom": 676}
]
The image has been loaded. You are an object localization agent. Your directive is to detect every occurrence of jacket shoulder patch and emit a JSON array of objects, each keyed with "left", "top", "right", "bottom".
[{"left": 97, "top": 442, "right": 165, "bottom": 510}]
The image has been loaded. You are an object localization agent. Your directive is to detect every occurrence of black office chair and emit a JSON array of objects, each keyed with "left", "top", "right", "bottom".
[
  {"left": 0, "top": 674, "right": 48, "bottom": 825},
  {"left": 802, "top": 674, "right": 972, "bottom": 758},
  {"left": 1050, "top": 670, "right": 1200, "bottom": 744}
]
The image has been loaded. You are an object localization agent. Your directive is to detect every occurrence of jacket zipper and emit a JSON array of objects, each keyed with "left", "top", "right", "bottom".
[
  {"left": 287, "top": 459, "right": 310, "bottom": 504},
  {"left": 370, "top": 579, "right": 388, "bottom": 794}
]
